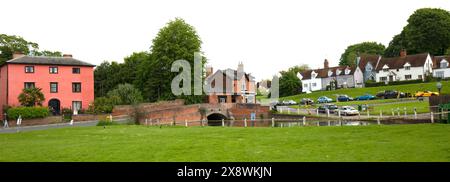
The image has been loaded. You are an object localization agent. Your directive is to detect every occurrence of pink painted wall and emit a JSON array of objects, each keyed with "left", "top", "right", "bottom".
[
  {"left": 0, "top": 64, "right": 94, "bottom": 119},
  {"left": 0, "top": 65, "right": 8, "bottom": 119}
]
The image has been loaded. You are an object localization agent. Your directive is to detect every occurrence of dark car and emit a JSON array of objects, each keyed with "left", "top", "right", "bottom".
[
  {"left": 337, "top": 95, "right": 353, "bottom": 102},
  {"left": 376, "top": 90, "right": 406, "bottom": 99},
  {"left": 355, "top": 94, "right": 376, "bottom": 100},
  {"left": 318, "top": 104, "right": 338, "bottom": 113},
  {"left": 299, "top": 98, "right": 314, "bottom": 105}
]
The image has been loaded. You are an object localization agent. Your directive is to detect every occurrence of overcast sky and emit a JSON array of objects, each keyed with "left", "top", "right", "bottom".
[{"left": 2, "top": 0, "right": 449, "bottom": 80}]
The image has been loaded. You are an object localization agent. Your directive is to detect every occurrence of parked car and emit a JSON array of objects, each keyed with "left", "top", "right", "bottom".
[
  {"left": 299, "top": 98, "right": 314, "bottom": 105},
  {"left": 282, "top": 100, "right": 297, "bottom": 105},
  {"left": 337, "top": 95, "right": 353, "bottom": 102},
  {"left": 355, "top": 94, "right": 375, "bottom": 101},
  {"left": 318, "top": 104, "right": 338, "bottom": 113},
  {"left": 415, "top": 91, "right": 439, "bottom": 97},
  {"left": 376, "top": 90, "right": 406, "bottom": 99},
  {"left": 337, "top": 106, "right": 359, "bottom": 116},
  {"left": 317, "top": 96, "right": 333, "bottom": 103}
]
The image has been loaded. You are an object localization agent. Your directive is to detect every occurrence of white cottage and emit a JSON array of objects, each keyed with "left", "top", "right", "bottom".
[
  {"left": 374, "top": 51, "right": 433, "bottom": 83},
  {"left": 433, "top": 56, "right": 450, "bottom": 79}
]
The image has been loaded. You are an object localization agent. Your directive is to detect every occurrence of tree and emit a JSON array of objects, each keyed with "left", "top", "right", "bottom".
[
  {"left": 339, "top": 42, "right": 385, "bottom": 66},
  {"left": 385, "top": 8, "right": 450, "bottom": 57},
  {"left": 0, "top": 34, "right": 62, "bottom": 64},
  {"left": 278, "top": 70, "right": 302, "bottom": 97},
  {"left": 107, "top": 84, "right": 143, "bottom": 105},
  {"left": 18, "top": 88, "right": 45, "bottom": 107},
  {"left": 287, "top": 64, "right": 309, "bottom": 74},
  {"left": 0, "top": 34, "right": 38, "bottom": 64},
  {"left": 137, "top": 18, "right": 206, "bottom": 104}
]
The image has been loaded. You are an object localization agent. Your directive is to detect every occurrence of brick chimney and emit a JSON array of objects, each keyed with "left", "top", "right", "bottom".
[
  {"left": 13, "top": 52, "right": 25, "bottom": 59},
  {"left": 324, "top": 59, "right": 329, "bottom": 68},
  {"left": 400, "top": 49, "right": 407, "bottom": 58},
  {"left": 206, "top": 66, "right": 213, "bottom": 77},
  {"left": 63, "top": 54, "right": 73, "bottom": 58},
  {"left": 237, "top": 61, "right": 244, "bottom": 73}
]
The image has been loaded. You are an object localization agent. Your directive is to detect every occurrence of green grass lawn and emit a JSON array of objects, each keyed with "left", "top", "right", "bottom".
[
  {"left": 280, "top": 81, "right": 450, "bottom": 102},
  {"left": 1, "top": 124, "right": 449, "bottom": 161}
]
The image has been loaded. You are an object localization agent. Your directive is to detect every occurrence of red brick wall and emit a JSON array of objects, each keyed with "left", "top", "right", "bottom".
[{"left": 7, "top": 116, "right": 62, "bottom": 127}]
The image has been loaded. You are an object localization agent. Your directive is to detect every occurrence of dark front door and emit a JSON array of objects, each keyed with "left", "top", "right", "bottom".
[
  {"left": 48, "top": 99, "right": 61, "bottom": 115},
  {"left": 389, "top": 75, "right": 393, "bottom": 82}
]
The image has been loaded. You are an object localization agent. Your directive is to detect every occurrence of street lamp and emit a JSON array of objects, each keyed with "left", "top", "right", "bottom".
[{"left": 437, "top": 81, "right": 442, "bottom": 94}]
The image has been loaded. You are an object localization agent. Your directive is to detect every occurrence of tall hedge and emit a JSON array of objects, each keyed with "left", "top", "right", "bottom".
[{"left": 7, "top": 106, "right": 49, "bottom": 120}]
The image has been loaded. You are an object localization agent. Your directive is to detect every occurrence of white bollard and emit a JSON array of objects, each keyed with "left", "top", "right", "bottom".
[
  {"left": 298, "top": 108, "right": 300, "bottom": 115},
  {"left": 327, "top": 109, "right": 330, "bottom": 117},
  {"left": 70, "top": 119, "right": 74, "bottom": 126},
  {"left": 392, "top": 109, "right": 395, "bottom": 116},
  {"left": 317, "top": 122, "right": 320, "bottom": 126},
  {"left": 316, "top": 109, "right": 319, "bottom": 116},
  {"left": 185, "top": 119, "right": 188, "bottom": 127},
  {"left": 367, "top": 110, "right": 370, "bottom": 117},
  {"left": 109, "top": 114, "right": 113, "bottom": 122},
  {"left": 338, "top": 110, "right": 341, "bottom": 117},
  {"left": 302, "top": 116, "right": 306, "bottom": 126},
  {"left": 414, "top": 111, "right": 417, "bottom": 119},
  {"left": 145, "top": 119, "right": 148, "bottom": 126},
  {"left": 380, "top": 111, "right": 382, "bottom": 118},
  {"left": 272, "top": 118, "right": 275, "bottom": 127},
  {"left": 328, "top": 121, "right": 331, "bottom": 126},
  {"left": 377, "top": 117, "right": 381, "bottom": 125},
  {"left": 222, "top": 119, "right": 225, "bottom": 127},
  {"left": 404, "top": 107, "right": 407, "bottom": 117},
  {"left": 279, "top": 107, "right": 283, "bottom": 113},
  {"left": 431, "top": 112, "right": 434, "bottom": 123},
  {"left": 397, "top": 108, "right": 400, "bottom": 116},
  {"left": 244, "top": 118, "right": 247, "bottom": 127}
]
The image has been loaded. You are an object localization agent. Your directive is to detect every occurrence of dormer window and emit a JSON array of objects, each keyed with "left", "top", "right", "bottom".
[
  {"left": 336, "top": 69, "right": 341, "bottom": 75},
  {"left": 441, "top": 60, "right": 448, "bottom": 68},
  {"left": 311, "top": 71, "right": 317, "bottom": 79},
  {"left": 404, "top": 62, "right": 411, "bottom": 70},
  {"left": 382, "top": 65, "right": 389, "bottom": 72},
  {"left": 345, "top": 68, "right": 350, "bottom": 75}
]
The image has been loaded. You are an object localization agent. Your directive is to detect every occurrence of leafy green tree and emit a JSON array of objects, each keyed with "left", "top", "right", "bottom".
[
  {"left": 0, "top": 34, "right": 38, "bottom": 64},
  {"left": 339, "top": 42, "right": 385, "bottom": 66},
  {"left": 137, "top": 18, "right": 206, "bottom": 104},
  {"left": 385, "top": 8, "right": 450, "bottom": 57},
  {"left": 107, "top": 84, "right": 143, "bottom": 105},
  {"left": 287, "top": 64, "right": 309, "bottom": 74},
  {"left": 278, "top": 70, "right": 302, "bottom": 97},
  {"left": 1, "top": 34, "right": 62, "bottom": 64},
  {"left": 18, "top": 88, "right": 45, "bottom": 107}
]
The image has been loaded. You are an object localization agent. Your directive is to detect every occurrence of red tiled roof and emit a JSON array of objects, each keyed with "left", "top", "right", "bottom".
[
  {"left": 375, "top": 53, "right": 429, "bottom": 71},
  {"left": 433, "top": 56, "right": 450, "bottom": 69}
]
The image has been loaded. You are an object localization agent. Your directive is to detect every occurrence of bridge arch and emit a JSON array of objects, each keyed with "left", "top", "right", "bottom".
[{"left": 206, "top": 113, "right": 228, "bottom": 126}]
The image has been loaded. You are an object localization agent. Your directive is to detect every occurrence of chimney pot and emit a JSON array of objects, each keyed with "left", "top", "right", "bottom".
[
  {"left": 400, "top": 49, "right": 407, "bottom": 58},
  {"left": 324, "top": 59, "right": 329, "bottom": 68},
  {"left": 63, "top": 54, "right": 73, "bottom": 58},
  {"left": 13, "top": 52, "right": 25, "bottom": 59}
]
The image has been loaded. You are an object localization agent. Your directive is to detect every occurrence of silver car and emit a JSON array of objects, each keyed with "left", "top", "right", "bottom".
[{"left": 338, "top": 106, "right": 359, "bottom": 116}]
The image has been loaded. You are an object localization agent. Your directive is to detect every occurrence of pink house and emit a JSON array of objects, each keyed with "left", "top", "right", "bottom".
[{"left": 0, "top": 52, "right": 95, "bottom": 119}]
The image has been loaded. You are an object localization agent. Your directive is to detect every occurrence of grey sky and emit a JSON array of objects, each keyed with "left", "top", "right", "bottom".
[{"left": 1, "top": 0, "right": 449, "bottom": 80}]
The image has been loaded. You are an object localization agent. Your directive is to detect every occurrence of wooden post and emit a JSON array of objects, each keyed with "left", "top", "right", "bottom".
[
  {"left": 272, "top": 118, "right": 275, "bottom": 127},
  {"left": 431, "top": 112, "right": 434, "bottom": 123},
  {"left": 244, "top": 118, "right": 247, "bottom": 127},
  {"left": 222, "top": 119, "right": 225, "bottom": 127}
]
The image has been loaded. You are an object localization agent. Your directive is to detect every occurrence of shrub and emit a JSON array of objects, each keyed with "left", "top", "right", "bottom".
[
  {"left": 18, "top": 88, "right": 45, "bottom": 106},
  {"left": 7, "top": 106, "right": 49, "bottom": 120},
  {"left": 107, "top": 84, "right": 143, "bottom": 105},
  {"left": 96, "top": 116, "right": 117, "bottom": 126},
  {"left": 91, "top": 97, "right": 119, "bottom": 114}
]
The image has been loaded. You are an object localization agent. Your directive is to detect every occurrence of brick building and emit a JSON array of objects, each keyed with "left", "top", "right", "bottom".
[{"left": 0, "top": 52, "right": 95, "bottom": 119}]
